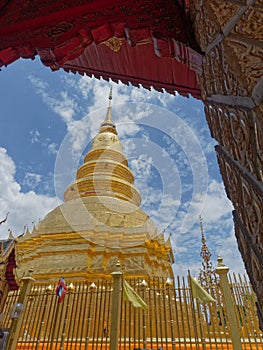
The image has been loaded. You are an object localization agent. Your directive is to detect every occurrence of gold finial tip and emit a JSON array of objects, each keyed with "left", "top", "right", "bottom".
[
  {"left": 165, "top": 277, "right": 173, "bottom": 287},
  {"left": 89, "top": 282, "right": 97, "bottom": 290},
  {"left": 109, "top": 86, "right": 113, "bottom": 100},
  {"left": 46, "top": 285, "right": 53, "bottom": 293},
  {"left": 100, "top": 86, "right": 114, "bottom": 127},
  {"left": 217, "top": 255, "right": 224, "bottom": 266},
  {"left": 68, "top": 282, "right": 74, "bottom": 291}
]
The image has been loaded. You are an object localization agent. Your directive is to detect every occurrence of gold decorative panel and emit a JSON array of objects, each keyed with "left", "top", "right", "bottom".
[
  {"left": 233, "top": 7, "right": 263, "bottom": 43},
  {"left": 205, "top": 102, "right": 259, "bottom": 177},
  {"left": 201, "top": 42, "right": 248, "bottom": 96},
  {"left": 209, "top": 0, "right": 240, "bottom": 31},
  {"left": 226, "top": 37, "right": 263, "bottom": 94},
  {"left": 216, "top": 146, "right": 263, "bottom": 263},
  {"left": 190, "top": 0, "right": 220, "bottom": 51}
]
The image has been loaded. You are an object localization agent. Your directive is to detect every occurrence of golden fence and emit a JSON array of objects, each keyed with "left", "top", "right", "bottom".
[{"left": 1, "top": 273, "right": 263, "bottom": 350}]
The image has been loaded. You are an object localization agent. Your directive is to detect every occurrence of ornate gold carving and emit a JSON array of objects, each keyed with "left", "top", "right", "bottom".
[
  {"left": 241, "top": 182, "right": 263, "bottom": 245},
  {"left": 201, "top": 42, "right": 248, "bottom": 97},
  {"left": 0, "top": 265, "right": 5, "bottom": 281},
  {"left": 228, "top": 108, "right": 255, "bottom": 174},
  {"left": 192, "top": 2, "right": 263, "bottom": 97},
  {"left": 190, "top": 0, "right": 220, "bottom": 51},
  {"left": 234, "top": 208, "right": 263, "bottom": 330},
  {"left": 253, "top": 105, "right": 263, "bottom": 181},
  {"left": 194, "top": 2, "right": 262, "bottom": 96},
  {"left": 102, "top": 37, "right": 123, "bottom": 52},
  {"left": 205, "top": 102, "right": 258, "bottom": 177},
  {"left": 209, "top": 0, "right": 240, "bottom": 31},
  {"left": 225, "top": 37, "right": 263, "bottom": 94},
  {"left": 233, "top": 7, "right": 263, "bottom": 43},
  {"left": 216, "top": 147, "right": 263, "bottom": 264}
]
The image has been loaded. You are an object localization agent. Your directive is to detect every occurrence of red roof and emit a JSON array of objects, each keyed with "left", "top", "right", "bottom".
[{"left": 0, "top": 0, "right": 202, "bottom": 97}]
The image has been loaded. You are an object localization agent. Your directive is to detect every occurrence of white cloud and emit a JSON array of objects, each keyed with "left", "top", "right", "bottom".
[
  {"left": 29, "top": 129, "right": 40, "bottom": 143},
  {"left": 174, "top": 179, "right": 233, "bottom": 235},
  {"left": 169, "top": 179, "right": 245, "bottom": 277},
  {"left": 47, "top": 142, "right": 58, "bottom": 155},
  {"left": 0, "top": 148, "right": 58, "bottom": 239},
  {"left": 23, "top": 172, "right": 42, "bottom": 189},
  {"left": 145, "top": 192, "right": 181, "bottom": 232},
  {"left": 130, "top": 154, "right": 153, "bottom": 179},
  {"left": 67, "top": 117, "right": 90, "bottom": 155},
  {"left": 201, "top": 180, "right": 233, "bottom": 221},
  {"left": 53, "top": 91, "right": 76, "bottom": 123},
  {"left": 29, "top": 75, "right": 77, "bottom": 124}
]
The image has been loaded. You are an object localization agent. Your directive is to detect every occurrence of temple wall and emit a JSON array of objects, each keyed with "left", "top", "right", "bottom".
[{"left": 190, "top": 0, "right": 263, "bottom": 328}]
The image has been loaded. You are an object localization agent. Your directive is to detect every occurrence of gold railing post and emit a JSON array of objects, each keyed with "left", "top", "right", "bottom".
[
  {"left": 110, "top": 261, "right": 123, "bottom": 350},
  {"left": 166, "top": 278, "right": 176, "bottom": 350},
  {"left": 7, "top": 269, "right": 35, "bottom": 350},
  {"left": 140, "top": 280, "right": 148, "bottom": 350},
  {"left": 215, "top": 256, "right": 242, "bottom": 350}
]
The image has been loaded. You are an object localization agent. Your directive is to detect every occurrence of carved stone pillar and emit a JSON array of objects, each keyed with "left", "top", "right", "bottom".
[{"left": 190, "top": 0, "right": 263, "bottom": 328}]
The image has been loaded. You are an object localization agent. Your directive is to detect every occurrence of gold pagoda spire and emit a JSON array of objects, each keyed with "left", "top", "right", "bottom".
[
  {"left": 199, "top": 215, "right": 211, "bottom": 265},
  {"left": 101, "top": 86, "right": 113, "bottom": 127},
  {"left": 64, "top": 88, "right": 141, "bottom": 206},
  {"left": 198, "top": 215, "right": 217, "bottom": 288}
]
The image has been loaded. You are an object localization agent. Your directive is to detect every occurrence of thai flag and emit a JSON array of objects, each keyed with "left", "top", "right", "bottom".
[{"left": 56, "top": 277, "right": 67, "bottom": 303}]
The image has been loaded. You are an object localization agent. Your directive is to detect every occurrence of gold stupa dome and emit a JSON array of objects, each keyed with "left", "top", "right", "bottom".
[{"left": 15, "top": 88, "right": 174, "bottom": 282}]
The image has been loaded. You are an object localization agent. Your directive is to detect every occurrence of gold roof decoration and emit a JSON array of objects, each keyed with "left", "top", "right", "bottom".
[
  {"left": 8, "top": 229, "right": 15, "bottom": 240},
  {"left": 31, "top": 224, "right": 39, "bottom": 237},
  {"left": 24, "top": 227, "right": 31, "bottom": 238},
  {"left": 15, "top": 88, "right": 174, "bottom": 282}
]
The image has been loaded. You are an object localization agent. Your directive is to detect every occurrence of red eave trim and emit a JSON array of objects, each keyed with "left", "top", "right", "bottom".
[{"left": 63, "top": 64, "right": 201, "bottom": 98}]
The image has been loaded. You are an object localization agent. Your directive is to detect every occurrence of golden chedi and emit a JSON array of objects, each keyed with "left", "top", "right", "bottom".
[{"left": 15, "top": 90, "right": 174, "bottom": 282}]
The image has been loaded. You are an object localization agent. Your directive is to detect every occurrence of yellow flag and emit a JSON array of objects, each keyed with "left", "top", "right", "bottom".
[
  {"left": 123, "top": 279, "right": 148, "bottom": 310},
  {"left": 189, "top": 275, "right": 216, "bottom": 303}
]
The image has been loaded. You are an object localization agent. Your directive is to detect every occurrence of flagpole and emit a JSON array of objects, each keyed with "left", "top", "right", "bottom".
[
  {"left": 110, "top": 260, "right": 123, "bottom": 350},
  {"left": 50, "top": 277, "right": 67, "bottom": 349}
]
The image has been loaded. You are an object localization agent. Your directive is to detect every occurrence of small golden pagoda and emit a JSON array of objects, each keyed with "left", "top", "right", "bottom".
[{"left": 15, "top": 89, "right": 174, "bottom": 282}]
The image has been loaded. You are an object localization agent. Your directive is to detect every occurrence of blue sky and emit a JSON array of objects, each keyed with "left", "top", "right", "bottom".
[{"left": 0, "top": 57, "right": 246, "bottom": 276}]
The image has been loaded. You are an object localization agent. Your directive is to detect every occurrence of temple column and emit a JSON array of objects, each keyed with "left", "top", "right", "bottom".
[
  {"left": 215, "top": 256, "right": 242, "bottom": 350},
  {"left": 7, "top": 269, "right": 35, "bottom": 350}
]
